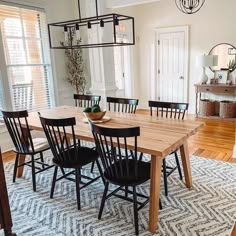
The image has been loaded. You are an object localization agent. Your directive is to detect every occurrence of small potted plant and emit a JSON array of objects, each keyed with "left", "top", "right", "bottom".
[{"left": 227, "top": 59, "right": 236, "bottom": 85}]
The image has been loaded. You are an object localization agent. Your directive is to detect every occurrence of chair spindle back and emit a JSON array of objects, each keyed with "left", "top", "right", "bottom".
[
  {"left": 90, "top": 123, "right": 140, "bottom": 181},
  {"left": 74, "top": 94, "right": 101, "bottom": 108},
  {"left": 2, "top": 110, "right": 34, "bottom": 153},
  {"left": 148, "top": 101, "right": 189, "bottom": 120},
  {"left": 106, "top": 97, "right": 139, "bottom": 114},
  {"left": 39, "top": 115, "right": 79, "bottom": 166}
]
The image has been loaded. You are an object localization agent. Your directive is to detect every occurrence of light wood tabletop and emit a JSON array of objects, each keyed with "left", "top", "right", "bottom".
[{"left": 17, "top": 105, "right": 204, "bottom": 233}]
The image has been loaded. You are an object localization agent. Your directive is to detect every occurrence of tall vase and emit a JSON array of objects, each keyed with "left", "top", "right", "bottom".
[{"left": 227, "top": 71, "right": 234, "bottom": 85}]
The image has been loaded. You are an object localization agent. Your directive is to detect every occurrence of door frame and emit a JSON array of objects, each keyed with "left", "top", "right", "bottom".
[{"left": 153, "top": 25, "right": 189, "bottom": 103}]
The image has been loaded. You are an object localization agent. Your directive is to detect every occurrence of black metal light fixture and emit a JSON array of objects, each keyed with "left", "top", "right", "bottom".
[
  {"left": 48, "top": 0, "right": 135, "bottom": 49},
  {"left": 175, "top": 0, "right": 205, "bottom": 14}
]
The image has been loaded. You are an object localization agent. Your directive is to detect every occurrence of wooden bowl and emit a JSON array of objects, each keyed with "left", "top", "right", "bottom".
[{"left": 83, "top": 110, "right": 106, "bottom": 121}]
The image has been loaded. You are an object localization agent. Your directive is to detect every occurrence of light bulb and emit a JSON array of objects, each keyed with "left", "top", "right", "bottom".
[
  {"left": 75, "top": 24, "right": 80, "bottom": 40},
  {"left": 100, "top": 20, "right": 104, "bottom": 27},
  {"left": 64, "top": 26, "right": 68, "bottom": 42}
]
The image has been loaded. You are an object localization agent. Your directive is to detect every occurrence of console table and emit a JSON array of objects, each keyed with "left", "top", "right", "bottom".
[
  {"left": 194, "top": 84, "right": 236, "bottom": 117},
  {"left": 0, "top": 148, "right": 16, "bottom": 236}
]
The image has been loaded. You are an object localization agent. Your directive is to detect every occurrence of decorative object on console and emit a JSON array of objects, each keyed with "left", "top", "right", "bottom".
[
  {"left": 210, "top": 78, "right": 218, "bottom": 84},
  {"left": 48, "top": 0, "right": 135, "bottom": 49},
  {"left": 196, "top": 55, "right": 218, "bottom": 84},
  {"left": 199, "top": 99, "right": 215, "bottom": 116},
  {"left": 215, "top": 70, "right": 228, "bottom": 84},
  {"left": 219, "top": 101, "right": 236, "bottom": 118},
  {"left": 175, "top": 0, "right": 205, "bottom": 14},
  {"left": 227, "top": 59, "right": 236, "bottom": 85}
]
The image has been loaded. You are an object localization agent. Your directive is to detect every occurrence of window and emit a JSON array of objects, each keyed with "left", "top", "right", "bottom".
[{"left": 0, "top": 4, "right": 54, "bottom": 116}]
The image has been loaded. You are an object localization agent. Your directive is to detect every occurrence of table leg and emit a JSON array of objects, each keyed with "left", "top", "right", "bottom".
[
  {"left": 16, "top": 154, "right": 26, "bottom": 177},
  {"left": 148, "top": 155, "right": 162, "bottom": 233},
  {"left": 195, "top": 91, "right": 198, "bottom": 118},
  {"left": 179, "top": 140, "right": 192, "bottom": 188}
]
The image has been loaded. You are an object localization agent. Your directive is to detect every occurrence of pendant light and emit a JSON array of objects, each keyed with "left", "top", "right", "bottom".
[
  {"left": 48, "top": 0, "right": 135, "bottom": 49},
  {"left": 175, "top": 0, "right": 205, "bottom": 14}
]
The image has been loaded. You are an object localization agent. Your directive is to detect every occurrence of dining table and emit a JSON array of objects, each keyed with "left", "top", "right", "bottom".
[{"left": 16, "top": 105, "right": 204, "bottom": 233}]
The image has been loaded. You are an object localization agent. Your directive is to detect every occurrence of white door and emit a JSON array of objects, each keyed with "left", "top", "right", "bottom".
[{"left": 156, "top": 26, "right": 189, "bottom": 103}]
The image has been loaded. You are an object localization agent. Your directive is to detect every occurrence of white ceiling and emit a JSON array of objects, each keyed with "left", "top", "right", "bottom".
[{"left": 105, "top": 0, "right": 160, "bottom": 9}]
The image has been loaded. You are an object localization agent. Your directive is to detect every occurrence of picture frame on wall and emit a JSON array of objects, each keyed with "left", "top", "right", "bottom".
[{"left": 215, "top": 70, "right": 228, "bottom": 84}]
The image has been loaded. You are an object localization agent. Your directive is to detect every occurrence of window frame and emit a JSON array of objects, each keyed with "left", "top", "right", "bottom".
[{"left": 0, "top": 1, "right": 55, "bottom": 120}]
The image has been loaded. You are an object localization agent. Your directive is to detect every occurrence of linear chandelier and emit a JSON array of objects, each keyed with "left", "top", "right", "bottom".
[
  {"left": 175, "top": 0, "right": 205, "bottom": 14},
  {"left": 48, "top": 0, "right": 135, "bottom": 49}
]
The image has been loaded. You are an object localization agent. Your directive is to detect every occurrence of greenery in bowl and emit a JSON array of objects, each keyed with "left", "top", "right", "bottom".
[{"left": 83, "top": 105, "right": 106, "bottom": 120}]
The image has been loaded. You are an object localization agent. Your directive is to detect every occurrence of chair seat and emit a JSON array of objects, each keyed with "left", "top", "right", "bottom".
[
  {"left": 53, "top": 147, "right": 98, "bottom": 168},
  {"left": 13, "top": 137, "right": 49, "bottom": 154},
  {"left": 104, "top": 159, "right": 150, "bottom": 186},
  {"left": 30, "top": 138, "right": 49, "bottom": 152}
]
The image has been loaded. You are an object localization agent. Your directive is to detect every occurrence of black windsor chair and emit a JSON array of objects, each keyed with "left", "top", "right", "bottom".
[
  {"left": 2, "top": 110, "right": 52, "bottom": 192},
  {"left": 39, "top": 114, "right": 101, "bottom": 210},
  {"left": 148, "top": 101, "right": 189, "bottom": 196},
  {"left": 90, "top": 96, "right": 139, "bottom": 173},
  {"left": 90, "top": 122, "right": 162, "bottom": 235}
]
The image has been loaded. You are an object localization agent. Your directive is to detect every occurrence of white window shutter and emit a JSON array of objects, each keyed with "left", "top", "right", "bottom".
[{"left": 0, "top": 4, "right": 54, "bottom": 112}]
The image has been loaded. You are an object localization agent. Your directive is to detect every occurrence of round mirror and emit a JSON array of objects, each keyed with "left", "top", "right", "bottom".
[{"left": 209, "top": 43, "right": 236, "bottom": 72}]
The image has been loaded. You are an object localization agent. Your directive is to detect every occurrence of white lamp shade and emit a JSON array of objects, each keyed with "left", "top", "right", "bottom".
[{"left": 196, "top": 55, "right": 218, "bottom": 67}]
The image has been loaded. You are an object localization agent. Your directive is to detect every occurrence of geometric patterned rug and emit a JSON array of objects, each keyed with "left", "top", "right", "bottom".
[{"left": 3, "top": 150, "right": 236, "bottom": 236}]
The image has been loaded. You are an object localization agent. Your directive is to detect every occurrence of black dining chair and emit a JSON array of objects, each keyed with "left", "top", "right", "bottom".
[
  {"left": 39, "top": 114, "right": 101, "bottom": 210},
  {"left": 74, "top": 94, "right": 101, "bottom": 108},
  {"left": 2, "top": 110, "right": 52, "bottom": 192},
  {"left": 106, "top": 97, "right": 139, "bottom": 114},
  {"left": 73, "top": 94, "right": 101, "bottom": 172},
  {"left": 90, "top": 122, "right": 161, "bottom": 235},
  {"left": 90, "top": 96, "right": 139, "bottom": 174},
  {"left": 148, "top": 101, "right": 189, "bottom": 196}
]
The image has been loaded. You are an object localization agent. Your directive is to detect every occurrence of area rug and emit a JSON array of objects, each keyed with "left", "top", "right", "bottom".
[{"left": 3, "top": 151, "right": 236, "bottom": 236}]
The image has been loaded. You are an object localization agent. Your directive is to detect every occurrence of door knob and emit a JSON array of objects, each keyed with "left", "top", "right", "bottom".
[{"left": 179, "top": 76, "right": 184, "bottom": 80}]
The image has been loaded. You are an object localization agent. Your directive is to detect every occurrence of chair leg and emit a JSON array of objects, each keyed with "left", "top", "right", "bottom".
[
  {"left": 174, "top": 151, "right": 183, "bottom": 180},
  {"left": 13, "top": 153, "right": 19, "bottom": 183},
  {"left": 50, "top": 166, "right": 58, "bottom": 199},
  {"left": 98, "top": 182, "right": 109, "bottom": 220},
  {"left": 40, "top": 152, "right": 45, "bottom": 169},
  {"left": 125, "top": 186, "right": 128, "bottom": 198},
  {"left": 60, "top": 167, "right": 65, "bottom": 176},
  {"left": 75, "top": 168, "right": 81, "bottom": 210},
  {"left": 90, "top": 161, "right": 95, "bottom": 173},
  {"left": 31, "top": 155, "right": 36, "bottom": 192},
  {"left": 159, "top": 199, "right": 162, "bottom": 210},
  {"left": 162, "top": 159, "right": 168, "bottom": 196},
  {"left": 95, "top": 159, "right": 105, "bottom": 185},
  {"left": 133, "top": 186, "right": 139, "bottom": 235}
]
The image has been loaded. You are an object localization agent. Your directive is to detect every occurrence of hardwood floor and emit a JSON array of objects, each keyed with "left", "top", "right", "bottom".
[
  {"left": 2, "top": 110, "right": 236, "bottom": 163},
  {"left": 136, "top": 109, "right": 236, "bottom": 163}
]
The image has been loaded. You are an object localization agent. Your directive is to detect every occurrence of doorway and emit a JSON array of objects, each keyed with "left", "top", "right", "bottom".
[{"left": 155, "top": 26, "right": 189, "bottom": 103}]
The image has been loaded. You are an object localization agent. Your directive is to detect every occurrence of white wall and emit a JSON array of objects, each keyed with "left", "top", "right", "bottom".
[
  {"left": 115, "top": 0, "right": 236, "bottom": 112},
  {"left": 45, "top": 0, "right": 80, "bottom": 106}
]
